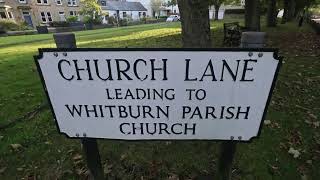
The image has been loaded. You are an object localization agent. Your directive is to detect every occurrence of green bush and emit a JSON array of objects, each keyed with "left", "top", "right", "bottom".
[
  {"left": 107, "top": 16, "right": 117, "bottom": 25},
  {"left": 0, "top": 26, "right": 6, "bottom": 34},
  {"left": 119, "top": 18, "right": 128, "bottom": 26},
  {"left": 159, "top": 16, "right": 168, "bottom": 19},
  {"left": 224, "top": 9, "right": 245, "bottom": 14},
  {"left": 0, "top": 19, "right": 30, "bottom": 32},
  {"left": 140, "top": 17, "right": 147, "bottom": 24},
  {"left": 83, "top": 15, "right": 103, "bottom": 25},
  {"left": 66, "top": 16, "right": 78, "bottom": 23},
  {"left": 48, "top": 21, "right": 70, "bottom": 27}
]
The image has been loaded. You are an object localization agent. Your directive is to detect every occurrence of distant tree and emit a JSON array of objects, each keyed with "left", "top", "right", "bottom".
[
  {"left": 177, "top": 0, "right": 211, "bottom": 47},
  {"left": 280, "top": 0, "right": 320, "bottom": 24},
  {"left": 208, "top": 0, "right": 240, "bottom": 20},
  {"left": 167, "top": 0, "right": 177, "bottom": 13},
  {"left": 266, "top": 0, "right": 277, "bottom": 27},
  {"left": 245, "top": 0, "right": 261, "bottom": 31},
  {"left": 209, "top": 0, "right": 224, "bottom": 20},
  {"left": 151, "top": 0, "right": 163, "bottom": 17},
  {"left": 80, "top": 0, "right": 102, "bottom": 24}
]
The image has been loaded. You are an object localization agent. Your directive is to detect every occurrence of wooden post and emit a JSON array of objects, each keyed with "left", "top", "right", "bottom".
[
  {"left": 53, "top": 32, "right": 104, "bottom": 180},
  {"left": 216, "top": 141, "right": 237, "bottom": 180},
  {"left": 216, "top": 32, "right": 266, "bottom": 180}
]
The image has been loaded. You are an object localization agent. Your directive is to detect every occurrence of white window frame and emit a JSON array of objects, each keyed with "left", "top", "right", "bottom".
[
  {"left": 67, "top": 0, "right": 77, "bottom": 6},
  {"left": 8, "top": 11, "right": 13, "bottom": 19},
  {"left": 37, "top": 0, "right": 49, "bottom": 5},
  {"left": 40, "top": 11, "right": 52, "bottom": 22},
  {"left": 59, "top": 11, "right": 66, "bottom": 21},
  {"left": 100, "top": 0, "right": 106, "bottom": 6},
  {"left": 0, "top": 11, "right": 7, "bottom": 19},
  {"left": 47, "top": 12, "right": 52, "bottom": 22},
  {"left": 69, "top": 11, "right": 77, "bottom": 16},
  {"left": 18, "top": 0, "right": 27, "bottom": 4},
  {"left": 56, "top": 0, "right": 62, "bottom": 5}
]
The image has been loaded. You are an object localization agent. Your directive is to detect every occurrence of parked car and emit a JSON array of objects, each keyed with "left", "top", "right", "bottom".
[{"left": 166, "top": 15, "right": 180, "bottom": 22}]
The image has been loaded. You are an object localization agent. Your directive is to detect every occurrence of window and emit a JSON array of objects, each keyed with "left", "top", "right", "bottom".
[
  {"left": 69, "top": 11, "right": 77, "bottom": 16},
  {"left": 47, "top": 12, "right": 52, "bottom": 22},
  {"left": 67, "top": 0, "right": 77, "bottom": 6},
  {"left": 0, "top": 12, "right": 7, "bottom": 19},
  {"left": 100, "top": 0, "right": 106, "bottom": 6},
  {"left": 123, "top": 12, "right": 126, "bottom": 18},
  {"left": 40, "top": 12, "right": 52, "bottom": 22},
  {"left": 18, "top": 0, "right": 27, "bottom": 3},
  {"left": 40, "top": 12, "right": 46, "bottom": 22},
  {"left": 59, "top": 12, "right": 66, "bottom": 21},
  {"left": 56, "top": 0, "right": 62, "bottom": 5},
  {"left": 37, "top": 0, "right": 48, "bottom": 4},
  {"left": 8, "top": 12, "right": 13, "bottom": 19},
  {"left": 139, "top": 12, "right": 141, "bottom": 17}
]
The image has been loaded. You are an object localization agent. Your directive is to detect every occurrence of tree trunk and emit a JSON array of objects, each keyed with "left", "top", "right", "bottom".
[
  {"left": 266, "top": 0, "right": 277, "bottom": 27},
  {"left": 214, "top": 5, "right": 220, "bottom": 21},
  {"left": 177, "top": 0, "right": 211, "bottom": 48},
  {"left": 245, "top": 0, "right": 261, "bottom": 31},
  {"left": 288, "top": 0, "right": 296, "bottom": 20},
  {"left": 281, "top": 0, "right": 289, "bottom": 24}
]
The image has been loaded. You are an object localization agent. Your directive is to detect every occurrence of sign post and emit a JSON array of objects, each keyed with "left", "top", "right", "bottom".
[
  {"left": 216, "top": 31, "right": 268, "bottom": 180},
  {"left": 53, "top": 33, "right": 104, "bottom": 180}
]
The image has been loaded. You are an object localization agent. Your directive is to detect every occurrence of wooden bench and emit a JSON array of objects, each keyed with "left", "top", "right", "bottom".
[{"left": 223, "top": 22, "right": 243, "bottom": 46}]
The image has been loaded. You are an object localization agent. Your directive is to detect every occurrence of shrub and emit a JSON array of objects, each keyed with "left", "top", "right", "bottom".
[
  {"left": 119, "top": 18, "right": 128, "bottom": 26},
  {"left": 48, "top": 21, "right": 70, "bottom": 27},
  {"left": 0, "top": 26, "right": 6, "bottom": 34},
  {"left": 224, "top": 9, "right": 245, "bottom": 14},
  {"left": 107, "top": 16, "right": 117, "bottom": 25},
  {"left": 66, "top": 16, "right": 78, "bottom": 23},
  {"left": 83, "top": 15, "right": 103, "bottom": 25},
  {"left": 0, "top": 19, "right": 30, "bottom": 32},
  {"left": 159, "top": 16, "right": 168, "bottom": 19},
  {"left": 140, "top": 17, "right": 147, "bottom": 24}
]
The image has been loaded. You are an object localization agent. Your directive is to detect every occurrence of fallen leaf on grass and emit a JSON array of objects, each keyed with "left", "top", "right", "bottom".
[
  {"left": 301, "top": 174, "right": 308, "bottom": 180},
  {"left": 10, "top": 144, "right": 23, "bottom": 151},
  {"left": 72, "top": 154, "right": 82, "bottom": 161},
  {"left": 0, "top": 167, "right": 7, "bottom": 173},
  {"left": 120, "top": 154, "right": 127, "bottom": 161},
  {"left": 308, "top": 113, "right": 317, "bottom": 120},
  {"left": 264, "top": 120, "right": 271, "bottom": 125},
  {"left": 288, "top": 147, "right": 301, "bottom": 158},
  {"left": 104, "top": 164, "right": 113, "bottom": 174},
  {"left": 306, "top": 160, "right": 312, "bottom": 164},
  {"left": 17, "top": 167, "right": 24, "bottom": 171}
]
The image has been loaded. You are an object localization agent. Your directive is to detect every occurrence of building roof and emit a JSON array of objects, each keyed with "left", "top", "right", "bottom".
[{"left": 102, "top": 1, "right": 147, "bottom": 11}]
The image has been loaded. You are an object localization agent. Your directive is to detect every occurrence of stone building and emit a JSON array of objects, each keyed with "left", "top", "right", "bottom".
[{"left": 0, "top": 0, "right": 82, "bottom": 28}]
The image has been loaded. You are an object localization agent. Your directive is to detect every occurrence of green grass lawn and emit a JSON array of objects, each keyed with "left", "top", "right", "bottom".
[{"left": 0, "top": 18, "right": 319, "bottom": 180}]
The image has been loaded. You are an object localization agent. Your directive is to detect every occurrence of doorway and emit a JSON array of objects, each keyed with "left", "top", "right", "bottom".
[{"left": 22, "top": 11, "right": 33, "bottom": 27}]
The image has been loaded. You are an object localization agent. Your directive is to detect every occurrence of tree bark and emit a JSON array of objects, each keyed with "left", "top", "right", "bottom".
[
  {"left": 214, "top": 5, "right": 220, "bottom": 21},
  {"left": 281, "top": 0, "right": 289, "bottom": 24},
  {"left": 177, "top": 0, "right": 212, "bottom": 48},
  {"left": 288, "top": 0, "right": 296, "bottom": 20},
  {"left": 245, "top": 0, "right": 261, "bottom": 31},
  {"left": 267, "top": 0, "right": 277, "bottom": 27}
]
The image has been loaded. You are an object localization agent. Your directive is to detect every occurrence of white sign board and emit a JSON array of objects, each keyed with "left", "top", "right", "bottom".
[{"left": 35, "top": 48, "right": 281, "bottom": 141}]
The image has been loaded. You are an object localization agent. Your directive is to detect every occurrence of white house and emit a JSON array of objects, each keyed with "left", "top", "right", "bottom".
[
  {"left": 99, "top": 0, "right": 147, "bottom": 23},
  {"left": 127, "top": 0, "right": 179, "bottom": 17}
]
